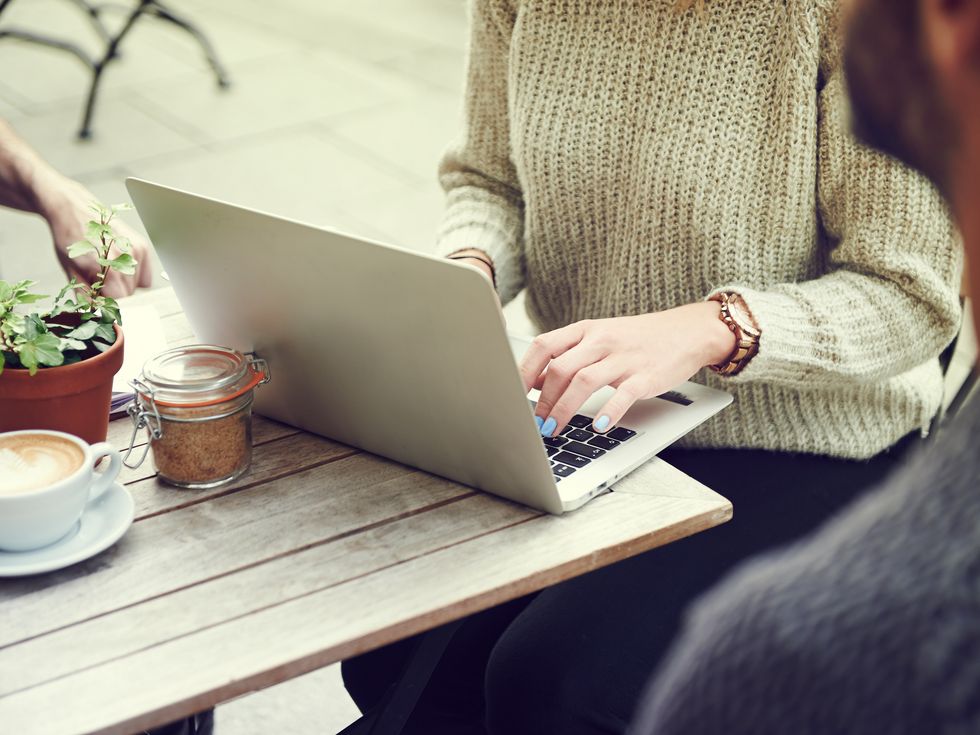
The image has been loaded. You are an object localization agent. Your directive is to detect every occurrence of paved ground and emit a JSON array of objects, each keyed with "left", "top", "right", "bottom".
[{"left": 0, "top": 1, "right": 974, "bottom": 732}]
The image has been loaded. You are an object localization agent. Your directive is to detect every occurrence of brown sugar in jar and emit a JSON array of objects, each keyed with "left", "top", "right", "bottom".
[{"left": 131, "top": 346, "right": 270, "bottom": 489}]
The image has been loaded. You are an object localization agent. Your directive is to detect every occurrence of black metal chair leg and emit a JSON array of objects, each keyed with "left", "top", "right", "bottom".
[
  {"left": 67, "top": 0, "right": 112, "bottom": 45},
  {"left": 0, "top": 28, "right": 94, "bottom": 67},
  {"left": 77, "top": 60, "right": 103, "bottom": 140},
  {"left": 338, "top": 619, "right": 464, "bottom": 735},
  {"left": 146, "top": 1, "right": 230, "bottom": 88},
  {"left": 77, "top": 1, "right": 148, "bottom": 138}
]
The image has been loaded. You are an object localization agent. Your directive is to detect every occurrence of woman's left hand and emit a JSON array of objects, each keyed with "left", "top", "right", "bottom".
[{"left": 520, "top": 302, "right": 736, "bottom": 437}]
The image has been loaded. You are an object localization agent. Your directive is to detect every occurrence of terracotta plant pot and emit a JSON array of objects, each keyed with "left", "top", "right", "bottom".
[{"left": 0, "top": 326, "right": 124, "bottom": 444}]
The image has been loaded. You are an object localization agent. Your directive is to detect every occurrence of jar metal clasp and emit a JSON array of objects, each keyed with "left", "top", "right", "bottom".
[
  {"left": 245, "top": 353, "right": 272, "bottom": 388},
  {"left": 122, "top": 378, "right": 164, "bottom": 469}
]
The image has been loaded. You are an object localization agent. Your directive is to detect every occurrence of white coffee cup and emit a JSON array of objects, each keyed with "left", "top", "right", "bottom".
[{"left": 0, "top": 430, "right": 122, "bottom": 552}]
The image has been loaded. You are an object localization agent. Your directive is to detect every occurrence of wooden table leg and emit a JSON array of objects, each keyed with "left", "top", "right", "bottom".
[{"left": 338, "top": 619, "right": 464, "bottom": 735}]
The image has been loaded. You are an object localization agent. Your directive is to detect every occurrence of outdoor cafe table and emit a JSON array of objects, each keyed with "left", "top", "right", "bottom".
[{"left": 0, "top": 288, "right": 733, "bottom": 735}]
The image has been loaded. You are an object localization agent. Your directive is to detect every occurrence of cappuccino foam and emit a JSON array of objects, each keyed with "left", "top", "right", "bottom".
[{"left": 0, "top": 434, "right": 85, "bottom": 495}]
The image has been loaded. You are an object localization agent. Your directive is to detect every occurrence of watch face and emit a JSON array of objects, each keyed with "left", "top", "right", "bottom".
[{"left": 729, "top": 297, "right": 761, "bottom": 337}]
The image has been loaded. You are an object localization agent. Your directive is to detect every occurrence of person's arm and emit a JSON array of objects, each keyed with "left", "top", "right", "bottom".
[
  {"left": 628, "top": 552, "right": 886, "bottom": 735},
  {"left": 708, "top": 12, "right": 962, "bottom": 389},
  {"left": 0, "top": 118, "right": 152, "bottom": 297},
  {"left": 436, "top": 0, "right": 525, "bottom": 304},
  {"left": 628, "top": 422, "right": 975, "bottom": 735},
  {"left": 0, "top": 118, "right": 51, "bottom": 213}
]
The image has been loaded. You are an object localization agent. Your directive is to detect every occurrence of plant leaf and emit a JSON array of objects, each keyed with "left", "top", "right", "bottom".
[
  {"left": 23, "top": 314, "right": 46, "bottom": 340},
  {"left": 100, "top": 300, "right": 121, "bottom": 325},
  {"left": 4, "top": 280, "right": 47, "bottom": 305},
  {"left": 35, "top": 334, "right": 64, "bottom": 366},
  {"left": 49, "top": 279, "right": 81, "bottom": 317},
  {"left": 18, "top": 333, "right": 63, "bottom": 375},
  {"left": 3, "top": 313, "right": 24, "bottom": 337},
  {"left": 66, "top": 320, "right": 100, "bottom": 340},
  {"left": 17, "top": 346, "right": 37, "bottom": 374},
  {"left": 85, "top": 221, "right": 113, "bottom": 239},
  {"left": 67, "top": 240, "right": 99, "bottom": 258},
  {"left": 45, "top": 322, "right": 72, "bottom": 334},
  {"left": 94, "top": 322, "right": 115, "bottom": 343},
  {"left": 51, "top": 298, "right": 83, "bottom": 316},
  {"left": 54, "top": 281, "right": 76, "bottom": 300},
  {"left": 110, "top": 202, "right": 133, "bottom": 213},
  {"left": 60, "top": 337, "right": 87, "bottom": 351},
  {"left": 91, "top": 340, "right": 113, "bottom": 353},
  {"left": 107, "top": 253, "right": 137, "bottom": 275}
]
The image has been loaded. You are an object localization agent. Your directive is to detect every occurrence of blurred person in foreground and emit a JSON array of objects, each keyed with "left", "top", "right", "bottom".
[
  {"left": 630, "top": 0, "right": 980, "bottom": 731},
  {"left": 0, "top": 118, "right": 152, "bottom": 296}
]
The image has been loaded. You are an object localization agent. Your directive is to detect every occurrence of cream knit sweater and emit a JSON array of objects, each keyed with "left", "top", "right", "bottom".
[{"left": 436, "top": 0, "right": 963, "bottom": 459}]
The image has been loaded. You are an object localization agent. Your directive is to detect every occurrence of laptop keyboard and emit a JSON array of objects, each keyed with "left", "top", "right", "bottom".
[{"left": 540, "top": 413, "right": 636, "bottom": 483}]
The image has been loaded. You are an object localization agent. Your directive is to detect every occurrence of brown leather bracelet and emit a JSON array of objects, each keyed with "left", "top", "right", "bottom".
[{"left": 447, "top": 253, "right": 496, "bottom": 289}]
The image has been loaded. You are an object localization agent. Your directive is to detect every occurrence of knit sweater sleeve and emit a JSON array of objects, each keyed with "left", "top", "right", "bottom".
[
  {"left": 709, "top": 12, "right": 962, "bottom": 388},
  {"left": 435, "top": 0, "right": 525, "bottom": 305}
]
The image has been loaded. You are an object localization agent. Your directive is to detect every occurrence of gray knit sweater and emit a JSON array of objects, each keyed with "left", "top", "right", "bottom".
[
  {"left": 631, "top": 396, "right": 980, "bottom": 734},
  {"left": 437, "top": 0, "right": 963, "bottom": 458}
]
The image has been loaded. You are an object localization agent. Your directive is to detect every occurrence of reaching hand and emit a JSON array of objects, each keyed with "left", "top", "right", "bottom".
[
  {"left": 519, "top": 302, "right": 736, "bottom": 437},
  {"left": 40, "top": 171, "right": 153, "bottom": 298},
  {"left": 0, "top": 118, "right": 153, "bottom": 297}
]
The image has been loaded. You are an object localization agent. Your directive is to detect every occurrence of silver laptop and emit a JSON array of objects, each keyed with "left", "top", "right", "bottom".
[{"left": 126, "top": 178, "right": 732, "bottom": 514}]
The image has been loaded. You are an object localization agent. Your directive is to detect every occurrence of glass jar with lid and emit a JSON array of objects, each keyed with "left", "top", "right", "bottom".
[{"left": 125, "top": 345, "right": 271, "bottom": 488}]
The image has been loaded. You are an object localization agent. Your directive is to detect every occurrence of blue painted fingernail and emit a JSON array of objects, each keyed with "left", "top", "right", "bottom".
[
  {"left": 595, "top": 415, "right": 610, "bottom": 432},
  {"left": 535, "top": 416, "right": 544, "bottom": 430},
  {"left": 541, "top": 417, "right": 557, "bottom": 437}
]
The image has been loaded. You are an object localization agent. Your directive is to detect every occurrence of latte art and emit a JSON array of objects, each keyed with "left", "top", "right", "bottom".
[{"left": 0, "top": 434, "right": 85, "bottom": 495}]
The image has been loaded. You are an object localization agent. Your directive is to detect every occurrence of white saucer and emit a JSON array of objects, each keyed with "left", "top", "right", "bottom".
[{"left": 0, "top": 483, "right": 135, "bottom": 577}]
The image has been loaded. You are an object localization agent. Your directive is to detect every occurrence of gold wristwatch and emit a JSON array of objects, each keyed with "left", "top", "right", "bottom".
[{"left": 709, "top": 292, "right": 761, "bottom": 376}]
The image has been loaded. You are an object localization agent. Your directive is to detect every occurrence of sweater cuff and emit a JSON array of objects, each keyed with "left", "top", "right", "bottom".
[
  {"left": 706, "top": 285, "right": 827, "bottom": 385},
  {"left": 436, "top": 187, "right": 525, "bottom": 305}
]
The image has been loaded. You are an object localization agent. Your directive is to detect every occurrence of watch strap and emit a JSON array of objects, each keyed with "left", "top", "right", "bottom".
[{"left": 709, "top": 293, "right": 760, "bottom": 376}]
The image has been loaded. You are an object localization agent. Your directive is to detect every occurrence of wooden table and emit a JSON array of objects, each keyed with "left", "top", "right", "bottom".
[{"left": 0, "top": 289, "right": 733, "bottom": 735}]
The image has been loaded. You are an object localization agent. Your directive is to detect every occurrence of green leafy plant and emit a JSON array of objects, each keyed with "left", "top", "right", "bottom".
[{"left": 0, "top": 203, "right": 137, "bottom": 376}]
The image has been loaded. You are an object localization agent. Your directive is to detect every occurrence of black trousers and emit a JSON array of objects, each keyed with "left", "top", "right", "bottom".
[{"left": 341, "top": 436, "right": 918, "bottom": 735}]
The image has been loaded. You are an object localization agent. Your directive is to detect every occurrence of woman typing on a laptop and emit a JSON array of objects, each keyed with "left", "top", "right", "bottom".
[{"left": 343, "top": 1, "right": 963, "bottom": 732}]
